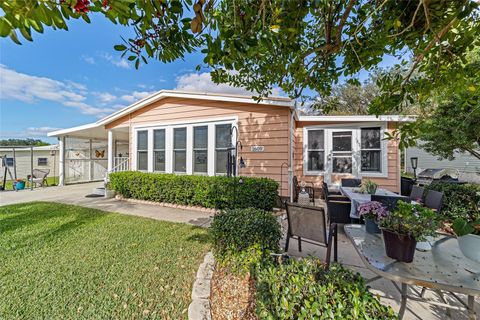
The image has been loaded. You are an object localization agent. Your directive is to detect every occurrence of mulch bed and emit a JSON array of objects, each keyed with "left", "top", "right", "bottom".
[{"left": 210, "top": 266, "right": 258, "bottom": 320}]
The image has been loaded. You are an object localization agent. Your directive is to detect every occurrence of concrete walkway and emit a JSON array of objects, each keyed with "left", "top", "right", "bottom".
[{"left": 0, "top": 182, "right": 212, "bottom": 227}]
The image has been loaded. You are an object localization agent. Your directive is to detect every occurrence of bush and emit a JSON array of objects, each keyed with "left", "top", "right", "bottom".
[
  {"left": 109, "top": 171, "right": 279, "bottom": 211},
  {"left": 425, "top": 182, "right": 480, "bottom": 221},
  {"left": 256, "top": 259, "right": 396, "bottom": 319},
  {"left": 209, "top": 208, "right": 282, "bottom": 258}
]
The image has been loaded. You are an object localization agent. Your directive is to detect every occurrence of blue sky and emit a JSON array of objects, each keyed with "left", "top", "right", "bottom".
[{"left": 0, "top": 14, "right": 399, "bottom": 144}]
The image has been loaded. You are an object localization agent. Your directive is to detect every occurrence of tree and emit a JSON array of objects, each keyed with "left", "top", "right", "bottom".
[
  {"left": 0, "top": 138, "right": 51, "bottom": 146},
  {"left": 1, "top": 1, "right": 479, "bottom": 114}
]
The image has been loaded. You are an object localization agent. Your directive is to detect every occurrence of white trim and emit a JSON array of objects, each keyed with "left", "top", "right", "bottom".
[
  {"left": 147, "top": 129, "right": 154, "bottom": 172},
  {"left": 207, "top": 123, "right": 215, "bottom": 176},
  {"left": 48, "top": 122, "right": 100, "bottom": 137},
  {"left": 186, "top": 126, "right": 193, "bottom": 174},
  {"left": 165, "top": 127, "right": 173, "bottom": 173},
  {"left": 130, "top": 116, "right": 238, "bottom": 129},
  {"left": 297, "top": 115, "right": 415, "bottom": 122}
]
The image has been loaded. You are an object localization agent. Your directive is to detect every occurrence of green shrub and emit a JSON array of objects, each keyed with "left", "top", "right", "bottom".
[
  {"left": 209, "top": 207, "right": 282, "bottom": 258},
  {"left": 425, "top": 182, "right": 480, "bottom": 221},
  {"left": 109, "top": 171, "right": 279, "bottom": 211},
  {"left": 256, "top": 259, "right": 396, "bottom": 319}
]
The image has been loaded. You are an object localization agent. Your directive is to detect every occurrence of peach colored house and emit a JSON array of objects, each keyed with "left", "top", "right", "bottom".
[{"left": 48, "top": 90, "right": 412, "bottom": 198}]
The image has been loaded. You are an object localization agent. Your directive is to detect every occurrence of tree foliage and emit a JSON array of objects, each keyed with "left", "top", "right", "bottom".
[{"left": 0, "top": 138, "right": 51, "bottom": 146}]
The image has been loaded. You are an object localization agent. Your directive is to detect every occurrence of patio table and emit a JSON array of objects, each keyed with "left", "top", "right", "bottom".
[
  {"left": 340, "top": 186, "right": 399, "bottom": 218},
  {"left": 344, "top": 224, "right": 480, "bottom": 319}
]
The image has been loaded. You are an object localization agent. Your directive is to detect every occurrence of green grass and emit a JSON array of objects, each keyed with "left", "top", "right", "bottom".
[
  {"left": 3, "top": 176, "right": 59, "bottom": 190},
  {"left": 0, "top": 202, "right": 210, "bottom": 319}
]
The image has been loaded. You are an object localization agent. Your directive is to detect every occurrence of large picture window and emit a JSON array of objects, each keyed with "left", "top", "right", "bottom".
[
  {"left": 173, "top": 127, "right": 187, "bottom": 172},
  {"left": 215, "top": 124, "right": 232, "bottom": 174},
  {"left": 306, "top": 129, "right": 325, "bottom": 172},
  {"left": 361, "top": 127, "right": 382, "bottom": 172},
  {"left": 137, "top": 130, "right": 148, "bottom": 171},
  {"left": 153, "top": 129, "right": 165, "bottom": 172},
  {"left": 193, "top": 126, "right": 208, "bottom": 173}
]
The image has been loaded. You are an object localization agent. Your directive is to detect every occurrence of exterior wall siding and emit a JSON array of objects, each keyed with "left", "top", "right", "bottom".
[
  {"left": 106, "top": 97, "right": 291, "bottom": 196},
  {"left": 0, "top": 150, "right": 59, "bottom": 180}
]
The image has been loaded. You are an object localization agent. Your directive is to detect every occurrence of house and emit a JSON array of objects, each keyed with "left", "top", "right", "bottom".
[
  {"left": 0, "top": 145, "right": 59, "bottom": 181},
  {"left": 48, "top": 90, "right": 413, "bottom": 198}
]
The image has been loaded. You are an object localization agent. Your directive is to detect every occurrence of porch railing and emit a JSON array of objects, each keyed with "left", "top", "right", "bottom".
[{"left": 112, "top": 157, "right": 129, "bottom": 172}]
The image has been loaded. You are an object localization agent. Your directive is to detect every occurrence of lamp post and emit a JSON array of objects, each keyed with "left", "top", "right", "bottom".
[{"left": 410, "top": 157, "right": 418, "bottom": 181}]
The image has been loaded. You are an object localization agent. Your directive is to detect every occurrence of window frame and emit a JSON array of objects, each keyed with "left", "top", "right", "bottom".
[
  {"left": 304, "top": 128, "right": 326, "bottom": 175},
  {"left": 330, "top": 130, "right": 354, "bottom": 175},
  {"left": 136, "top": 130, "right": 149, "bottom": 171},
  {"left": 153, "top": 128, "right": 166, "bottom": 172},
  {"left": 359, "top": 127, "right": 382, "bottom": 174},
  {"left": 193, "top": 125, "right": 208, "bottom": 174},
  {"left": 173, "top": 127, "right": 187, "bottom": 173},
  {"left": 5, "top": 157, "right": 15, "bottom": 167},
  {"left": 214, "top": 123, "right": 233, "bottom": 175},
  {"left": 37, "top": 157, "right": 48, "bottom": 166}
]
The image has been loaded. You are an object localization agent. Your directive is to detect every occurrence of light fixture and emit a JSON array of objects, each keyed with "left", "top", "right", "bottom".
[
  {"left": 239, "top": 157, "right": 246, "bottom": 168},
  {"left": 410, "top": 157, "right": 418, "bottom": 180}
]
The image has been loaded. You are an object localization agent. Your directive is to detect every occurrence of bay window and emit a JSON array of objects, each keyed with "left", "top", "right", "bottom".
[
  {"left": 174, "top": 127, "right": 187, "bottom": 172},
  {"left": 193, "top": 126, "right": 208, "bottom": 173},
  {"left": 153, "top": 129, "right": 165, "bottom": 171},
  {"left": 137, "top": 130, "right": 148, "bottom": 171},
  {"left": 215, "top": 123, "right": 232, "bottom": 174},
  {"left": 361, "top": 127, "right": 382, "bottom": 172},
  {"left": 306, "top": 129, "right": 325, "bottom": 172}
]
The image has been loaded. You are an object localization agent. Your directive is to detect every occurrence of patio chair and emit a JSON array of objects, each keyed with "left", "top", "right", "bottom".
[
  {"left": 293, "top": 176, "right": 315, "bottom": 203},
  {"left": 371, "top": 194, "right": 411, "bottom": 212},
  {"left": 325, "top": 195, "right": 352, "bottom": 224},
  {"left": 409, "top": 185, "right": 425, "bottom": 202},
  {"left": 322, "top": 181, "right": 342, "bottom": 199},
  {"left": 27, "top": 169, "right": 50, "bottom": 188},
  {"left": 284, "top": 202, "right": 338, "bottom": 269},
  {"left": 341, "top": 178, "right": 362, "bottom": 188},
  {"left": 424, "top": 190, "right": 444, "bottom": 213}
]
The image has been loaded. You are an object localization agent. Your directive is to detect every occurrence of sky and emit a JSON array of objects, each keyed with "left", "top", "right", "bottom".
[{"left": 0, "top": 14, "right": 399, "bottom": 144}]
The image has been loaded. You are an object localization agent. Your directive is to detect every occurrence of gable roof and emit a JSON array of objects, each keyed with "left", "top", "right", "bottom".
[{"left": 97, "top": 90, "right": 294, "bottom": 127}]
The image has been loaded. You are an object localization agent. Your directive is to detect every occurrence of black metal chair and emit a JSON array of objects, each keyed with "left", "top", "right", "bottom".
[
  {"left": 284, "top": 202, "right": 338, "bottom": 269},
  {"left": 325, "top": 194, "right": 352, "bottom": 224},
  {"left": 293, "top": 176, "right": 315, "bottom": 203},
  {"left": 371, "top": 194, "right": 411, "bottom": 212},
  {"left": 409, "top": 185, "right": 425, "bottom": 202},
  {"left": 341, "top": 178, "right": 362, "bottom": 187},
  {"left": 424, "top": 190, "right": 444, "bottom": 213},
  {"left": 322, "top": 181, "right": 342, "bottom": 199}
]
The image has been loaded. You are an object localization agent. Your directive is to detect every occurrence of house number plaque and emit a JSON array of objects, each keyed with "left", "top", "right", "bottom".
[{"left": 250, "top": 145, "right": 265, "bottom": 152}]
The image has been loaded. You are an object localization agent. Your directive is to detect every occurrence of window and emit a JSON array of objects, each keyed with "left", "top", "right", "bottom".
[
  {"left": 215, "top": 124, "right": 232, "bottom": 174},
  {"left": 137, "top": 130, "right": 148, "bottom": 170},
  {"left": 332, "top": 131, "right": 353, "bottom": 173},
  {"left": 38, "top": 158, "right": 48, "bottom": 166},
  {"left": 153, "top": 129, "right": 165, "bottom": 171},
  {"left": 361, "top": 127, "right": 382, "bottom": 172},
  {"left": 193, "top": 126, "right": 208, "bottom": 173},
  {"left": 5, "top": 158, "right": 14, "bottom": 167},
  {"left": 173, "top": 127, "right": 187, "bottom": 172},
  {"left": 306, "top": 130, "right": 325, "bottom": 171}
]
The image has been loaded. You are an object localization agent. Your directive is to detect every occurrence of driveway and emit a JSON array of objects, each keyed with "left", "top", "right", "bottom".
[{"left": 0, "top": 182, "right": 212, "bottom": 227}]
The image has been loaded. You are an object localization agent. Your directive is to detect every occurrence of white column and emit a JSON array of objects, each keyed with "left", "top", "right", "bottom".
[
  {"left": 107, "top": 130, "right": 114, "bottom": 173},
  {"left": 58, "top": 136, "right": 65, "bottom": 186},
  {"left": 165, "top": 127, "right": 173, "bottom": 173},
  {"left": 147, "top": 129, "right": 154, "bottom": 172},
  {"left": 186, "top": 125, "right": 193, "bottom": 175},
  {"left": 207, "top": 123, "right": 215, "bottom": 176}
]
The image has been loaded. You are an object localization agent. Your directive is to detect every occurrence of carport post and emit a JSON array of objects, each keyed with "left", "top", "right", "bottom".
[
  {"left": 107, "top": 130, "right": 113, "bottom": 174},
  {"left": 30, "top": 146, "right": 33, "bottom": 190},
  {"left": 58, "top": 136, "right": 65, "bottom": 186}
]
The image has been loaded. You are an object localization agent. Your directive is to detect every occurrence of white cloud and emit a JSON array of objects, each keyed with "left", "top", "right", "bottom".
[
  {"left": 0, "top": 127, "right": 62, "bottom": 139},
  {"left": 0, "top": 64, "right": 113, "bottom": 116},
  {"left": 175, "top": 72, "right": 253, "bottom": 95},
  {"left": 82, "top": 55, "right": 96, "bottom": 65},
  {"left": 120, "top": 91, "right": 155, "bottom": 103},
  {"left": 95, "top": 92, "right": 117, "bottom": 103},
  {"left": 101, "top": 52, "right": 130, "bottom": 69}
]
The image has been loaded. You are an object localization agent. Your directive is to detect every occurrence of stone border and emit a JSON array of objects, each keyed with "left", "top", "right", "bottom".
[
  {"left": 115, "top": 195, "right": 217, "bottom": 214},
  {"left": 188, "top": 252, "right": 215, "bottom": 320}
]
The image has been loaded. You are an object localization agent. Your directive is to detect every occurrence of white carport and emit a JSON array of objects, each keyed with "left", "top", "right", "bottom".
[{"left": 48, "top": 123, "right": 129, "bottom": 186}]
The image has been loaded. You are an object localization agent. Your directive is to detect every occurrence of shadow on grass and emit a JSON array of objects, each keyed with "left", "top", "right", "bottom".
[
  {"left": 186, "top": 230, "right": 211, "bottom": 244},
  {"left": 0, "top": 201, "right": 109, "bottom": 251}
]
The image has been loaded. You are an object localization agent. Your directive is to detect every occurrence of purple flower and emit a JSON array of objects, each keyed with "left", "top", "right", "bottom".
[{"left": 358, "top": 201, "right": 388, "bottom": 220}]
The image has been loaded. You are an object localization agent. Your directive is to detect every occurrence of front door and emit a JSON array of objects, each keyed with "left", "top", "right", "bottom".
[{"left": 325, "top": 129, "right": 355, "bottom": 186}]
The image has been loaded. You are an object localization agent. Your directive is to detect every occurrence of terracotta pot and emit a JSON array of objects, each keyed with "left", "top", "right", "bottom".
[
  {"left": 365, "top": 218, "right": 381, "bottom": 234},
  {"left": 382, "top": 229, "right": 417, "bottom": 263}
]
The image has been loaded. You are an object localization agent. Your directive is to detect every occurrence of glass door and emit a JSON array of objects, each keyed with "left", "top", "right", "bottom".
[{"left": 326, "top": 129, "right": 354, "bottom": 185}]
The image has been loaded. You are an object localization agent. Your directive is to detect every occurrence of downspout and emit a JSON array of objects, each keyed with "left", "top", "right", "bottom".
[{"left": 289, "top": 101, "right": 296, "bottom": 202}]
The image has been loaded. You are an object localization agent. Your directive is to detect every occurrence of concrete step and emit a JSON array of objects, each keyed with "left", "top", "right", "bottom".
[{"left": 91, "top": 187, "right": 105, "bottom": 196}]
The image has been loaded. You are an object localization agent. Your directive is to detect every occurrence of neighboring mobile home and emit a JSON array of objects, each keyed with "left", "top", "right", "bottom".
[{"left": 48, "top": 90, "right": 412, "bottom": 198}]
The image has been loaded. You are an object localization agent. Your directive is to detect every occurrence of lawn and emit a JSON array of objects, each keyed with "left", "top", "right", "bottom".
[
  {"left": 0, "top": 202, "right": 210, "bottom": 319},
  {"left": 3, "top": 176, "right": 59, "bottom": 190}
]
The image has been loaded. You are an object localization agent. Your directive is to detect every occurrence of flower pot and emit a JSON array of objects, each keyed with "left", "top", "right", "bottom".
[
  {"left": 15, "top": 181, "right": 25, "bottom": 190},
  {"left": 367, "top": 185, "right": 377, "bottom": 195},
  {"left": 382, "top": 229, "right": 417, "bottom": 263},
  {"left": 104, "top": 189, "right": 116, "bottom": 199},
  {"left": 365, "top": 218, "right": 381, "bottom": 234},
  {"left": 457, "top": 233, "right": 480, "bottom": 263}
]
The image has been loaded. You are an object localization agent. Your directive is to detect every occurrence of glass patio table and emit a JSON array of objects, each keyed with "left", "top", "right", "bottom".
[
  {"left": 344, "top": 224, "right": 479, "bottom": 320},
  {"left": 339, "top": 186, "right": 399, "bottom": 218}
]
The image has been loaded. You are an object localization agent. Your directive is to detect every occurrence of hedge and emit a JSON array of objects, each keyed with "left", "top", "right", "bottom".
[
  {"left": 109, "top": 171, "right": 279, "bottom": 211},
  {"left": 425, "top": 182, "right": 480, "bottom": 221}
]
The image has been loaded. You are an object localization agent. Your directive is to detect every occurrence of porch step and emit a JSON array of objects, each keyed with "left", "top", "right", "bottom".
[{"left": 92, "top": 187, "right": 105, "bottom": 196}]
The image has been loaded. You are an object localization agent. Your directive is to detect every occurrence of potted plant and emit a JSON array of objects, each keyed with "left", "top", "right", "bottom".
[
  {"left": 358, "top": 201, "right": 388, "bottom": 234},
  {"left": 104, "top": 182, "right": 116, "bottom": 199},
  {"left": 14, "top": 179, "right": 26, "bottom": 190},
  {"left": 360, "top": 179, "right": 378, "bottom": 195},
  {"left": 379, "top": 201, "right": 439, "bottom": 262},
  {"left": 452, "top": 217, "right": 480, "bottom": 263}
]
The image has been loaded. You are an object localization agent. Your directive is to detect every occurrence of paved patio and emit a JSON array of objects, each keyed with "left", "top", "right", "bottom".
[
  {"left": 0, "top": 182, "right": 212, "bottom": 227},
  {"left": 1, "top": 184, "right": 478, "bottom": 319}
]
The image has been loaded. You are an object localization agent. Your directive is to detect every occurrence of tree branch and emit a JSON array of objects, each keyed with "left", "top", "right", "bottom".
[{"left": 335, "top": 0, "right": 356, "bottom": 45}]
